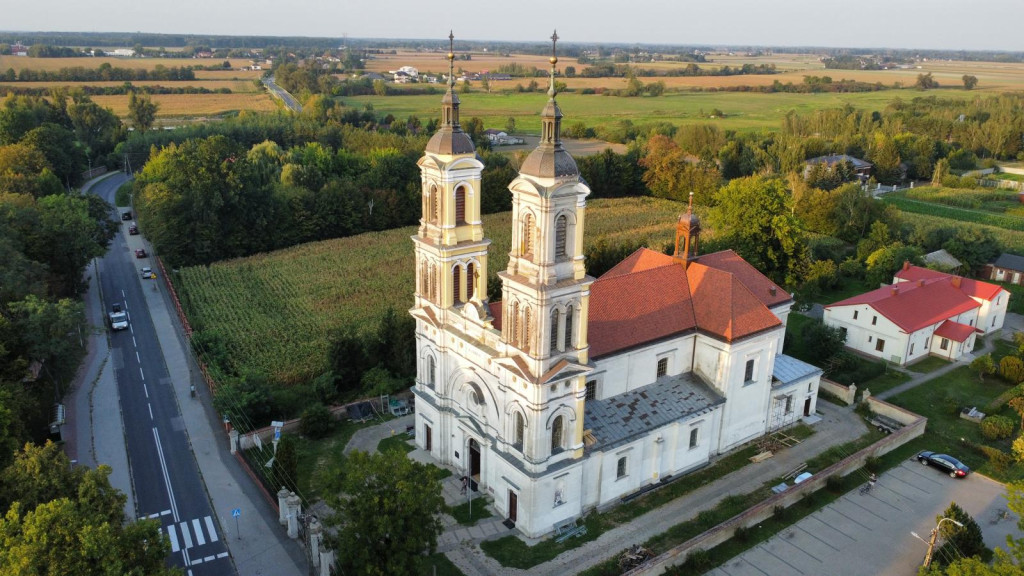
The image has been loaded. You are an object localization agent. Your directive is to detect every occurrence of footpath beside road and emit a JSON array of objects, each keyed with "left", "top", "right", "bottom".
[{"left": 63, "top": 173, "right": 307, "bottom": 576}]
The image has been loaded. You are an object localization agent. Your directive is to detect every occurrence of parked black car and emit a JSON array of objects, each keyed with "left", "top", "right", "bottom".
[
  {"left": 122, "top": 211, "right": 132, "bottom": 220},
  {"left": 916, "top": 451, "right": 969, "bottom": 478}
]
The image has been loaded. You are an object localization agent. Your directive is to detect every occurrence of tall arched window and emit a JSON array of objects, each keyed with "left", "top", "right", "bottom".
[
  {"left": 466, "top": 262, "right": 476, "bottom": 301},
  {"left": 455, "top": 186, "right": 466, "bottom": 225},
  {"left": 510, "top": 302, "right": 519, "bottom": 346},
  {"left": 521, "top": 213, "right": 534, "bottom": 257},
  {"left": 549, "top": 309, "right": 560, "bottom": 353},
  {"left": 551, "top": 415, "right": 564, "bottom": 453},
  {"left": 428, "top": 186, "right": 438, "bottom": 224},
  {"left": 514, "top": 412, "right": 524, "bottom": 448},
  {"left": 453, "top": 265, "right": 462, "bottom": 303},
  {"left": 420, "top": 261, "right": 428, "bottom": 296},
  {"left": 522, "top": 306, "right": 532, "bottom": 353},
  {"left": 555, "top": 215, "right": 568, "bottom": 259},
  {"left": 427, "top": 356, "right": 436, "bottom": 387},
  {"left": 564, "top": 306, "right": 574, "bottom": 350}
]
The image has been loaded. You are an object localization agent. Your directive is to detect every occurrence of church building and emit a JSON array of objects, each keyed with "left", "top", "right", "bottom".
[{"left": 410, "top": 32, "right": 822, "bottom": 538}]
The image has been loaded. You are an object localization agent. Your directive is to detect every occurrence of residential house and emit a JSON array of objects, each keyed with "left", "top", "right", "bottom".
[
  {"left": 804, "top": 154, "right": 873, "bottom": 182},
  {"left": 823, "top": 263, "right": 1009, "bottom": 365},
  {"left": 984, "top": 253, "right": 1024, "bottom": 286}
]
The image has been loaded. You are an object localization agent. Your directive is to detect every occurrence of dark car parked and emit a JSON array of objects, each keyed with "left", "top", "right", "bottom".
[
  {"left": 129, "top": 224, "right": 139, "bottom": 235},
  {"left": 121, "top": 211, "right": 132, "bottom": 220},
  {"left": 916, "top": 451, "right": 969, "bottom": 478}
]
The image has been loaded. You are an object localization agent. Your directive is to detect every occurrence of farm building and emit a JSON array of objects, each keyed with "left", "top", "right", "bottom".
[
  {"left": 984, "top": 253, "right": 1024, "bottom": 285},
  {"left": 823, "top": 263, "right": 1008, "bottom": 366},
  {"left": 410, "top": 36, "right": 821, "bottom": 538},
  {"left": 803, "top": 154, "right": 872, "bottom": 182}
]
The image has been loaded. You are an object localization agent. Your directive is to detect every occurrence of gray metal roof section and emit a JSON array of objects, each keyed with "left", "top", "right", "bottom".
[
  {"left": 993, "top": 252, "right": 1024, "bottom": 272},
  {"left": 584, "top": 373, "right": 724, "bottom": 453},
  {"left": 772, "top": 354, "right": 823, "bottom": 387},
  {"left": 923, "top": 249, "right": 962, "bottom": 270},
  {"left": 805, "top": 154, "right": 872, "bottom": 169}
]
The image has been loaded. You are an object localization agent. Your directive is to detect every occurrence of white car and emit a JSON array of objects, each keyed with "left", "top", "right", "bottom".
[{"left": 140, "top": 266, "right": 155, "bottom": 279}]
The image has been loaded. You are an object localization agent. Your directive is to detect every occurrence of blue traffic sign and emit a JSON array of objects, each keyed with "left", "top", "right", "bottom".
[{"left": 232, "top": 508, "right": 241, "bottom": 518}]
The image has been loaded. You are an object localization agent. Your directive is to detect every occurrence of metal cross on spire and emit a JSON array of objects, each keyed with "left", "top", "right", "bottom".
[
  {"left": 448, "top": 31, "right": 455, "bottom": 90},
  {"left": 548, "top": 30, "right": 559, "bottom": 97}
]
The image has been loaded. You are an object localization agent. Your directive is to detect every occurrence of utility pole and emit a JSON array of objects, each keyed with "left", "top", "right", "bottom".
[{"left": 920, "top": 517, "right": 964, "bottom": 569}]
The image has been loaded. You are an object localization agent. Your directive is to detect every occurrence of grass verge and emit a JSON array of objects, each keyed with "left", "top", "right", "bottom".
[{"left": 449, "top": 498, "right": 495, "bottom": 526}]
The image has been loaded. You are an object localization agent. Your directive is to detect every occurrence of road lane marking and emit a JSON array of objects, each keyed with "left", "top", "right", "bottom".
[
  {"left": 180, "top": 522, "right": 193, "bottom": 549},
  {"left": 133, "top": 336, "right": 137, "bottom": 348},
  {"left": 191, "top": 558, "right": 204, "bottom": 566},
  {"left": 148, "top": 404, "right": 153, "bottom": 420},
  {"left": 136, "top": 351, "right": 140, "bottom": 364},
  {"left": 152, "top": 426, "right": 192, "bottom": 568},
  {"left": 192, "top": 519, "right": 205, "bottom": 545},
  {"left": 216, "top": 552, "right": 228, "bottom": 559},
  {"left": 139, "top": 367, "right": 145, "bottom": 381},
  {"left": 162, "top": 510, "right": 171, "bottom": 516},
  {"left": 121, "top": 289, "right": 126, "bottom": 299},
  {"left": 144, "top": 384, "right": 149, "bottom": 398},
  {"left": 205, "top": 516, "right": 218, "bottom": 542},
  {"left": 167, "top": 524, "right": 180, "bottom": 552},
  {"left": 204, "top": 555, "right": 215, "bottom": 562}
]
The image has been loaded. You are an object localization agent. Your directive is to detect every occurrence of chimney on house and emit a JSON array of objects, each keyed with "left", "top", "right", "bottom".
[
  {"left": 891, "top": 286, "right": 899, "bottom": 296},
  {"left": 918, "top": 279, "right": 925, "bottom": 287},
  {"left": 769, "top": 286, "right": 777, "bottom": 297},
  {"left": 952, "top": 276, "right": 962, "bottom": 289},
  {"left": 902, "top": 261, "right": 910, "bottom": 271}
]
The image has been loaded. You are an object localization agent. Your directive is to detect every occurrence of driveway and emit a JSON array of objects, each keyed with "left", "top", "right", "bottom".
[{"left": 709, "top": 461, "right": 1017, "bottom": 576}]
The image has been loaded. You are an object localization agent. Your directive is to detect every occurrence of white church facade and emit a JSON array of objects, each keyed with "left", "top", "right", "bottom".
[{"left": 410, "top": 33, "right": 822, "bottom": 538}]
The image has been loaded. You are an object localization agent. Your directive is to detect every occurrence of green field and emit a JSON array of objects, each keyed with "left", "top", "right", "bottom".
[
  {"left": 340, "top": 88, "right": 973, "bottom": 135},
  {"left": 175, "top": 196, "right": 686, "bottom": 385}
]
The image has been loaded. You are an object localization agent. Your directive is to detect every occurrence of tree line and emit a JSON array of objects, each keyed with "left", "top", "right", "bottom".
[{"left": 3, "top": 63, "right": 196, "bottom": 82}]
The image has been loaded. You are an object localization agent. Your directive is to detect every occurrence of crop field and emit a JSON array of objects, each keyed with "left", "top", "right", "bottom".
[
  {"left": 342, "top": 88, "right": 969, "bottom": 134},
  {"left": 883, "top": 186, "right": 1024, "bottom": 231},
  {"left": 0, "top": 55, "right": 256, "bottom": 72},
  {"left": 91, "top": 92, "right": 278, "bottom": 117},
  {"left": 0, "top": 79, "right": 261, "bottom": 92},
  {"left": 174, "top": 196, "right": 685, "bottom": 385}
]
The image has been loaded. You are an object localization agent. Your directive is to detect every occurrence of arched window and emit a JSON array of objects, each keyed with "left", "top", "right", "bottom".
[
  {"left": 466, "top": 262, "right": 476, "bottom": 301},
  {"left": 564, "top": 306, "right": 574, "bottom": 350},
  {"left": 522, "top": 306, "right": 532, "bottom": 353},
  {"left": 550, "top": 309, "right": 560, "bottom": 353},
  {"left": 453, "top": 265, "right": 462, "bottom": 303},
  {"left": 551, "top": 415, "right": 564, "bottom": 453},
  {"left": 510, "top": 302, "right": 519, "bottom": 346},
  {"left": 514, "top": 412, "right": 524, "bottom": 448},
  {"left": 521, "top": 213, "right": 534, "bottom": 257},
  {"left": 428, "top": 186, "right": 438, "bottom": 224},
  {"left": 555, "top": 215, "right": 568, "bottom": 258},
  {"left": 420, "top": 261, "right": 428, "bottom": 296},
  {"left": 455, "top": 186, "right": 466, "bottom": 225},
  {"left": 427, "top": 356, "right": 436, "bottom": 387}
]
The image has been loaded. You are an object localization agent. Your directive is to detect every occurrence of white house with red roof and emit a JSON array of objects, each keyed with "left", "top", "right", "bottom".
[
  {"left": 408, "top": 34, "right": 821, "bottom": 538},
  {"left": 823, "top": 263, "right": 1009, "bottom": 365}
]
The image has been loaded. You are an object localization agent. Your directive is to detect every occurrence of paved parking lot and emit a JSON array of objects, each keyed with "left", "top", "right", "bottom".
[{"left": 709, "top": 460, "right": 1019, "bottom": 576}]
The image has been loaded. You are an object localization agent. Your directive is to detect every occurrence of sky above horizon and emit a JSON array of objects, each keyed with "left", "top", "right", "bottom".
[{"left": 5, "top": 0, "right": 1024, "bottom": 52}]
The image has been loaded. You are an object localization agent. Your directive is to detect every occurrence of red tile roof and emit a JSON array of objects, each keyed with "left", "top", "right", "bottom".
[
  {"left": 934, "top": 319, "right": 978, "bottom": 343},
  {"left": 894, "top": 264, "right": 1003, "bottom": 301},
  {"left": 827, "top": 281, "right": 979, "bottom": 333},
  {"left": 490, "top": 248, "right": 785, "bottom": 359},
  {"left": 588, "top": 249, "right": 782, "bottom": 358}
]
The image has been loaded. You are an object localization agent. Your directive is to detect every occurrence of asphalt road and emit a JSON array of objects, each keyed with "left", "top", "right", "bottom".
[
  {"left": 263, "top": 76, "right": 302, "bottom": 111},
  {"left": 708, "top": 460, "right": 1019, "bottom": 576},
  {"left": 94, "top": 174, "right": 232, "bottom": 575}
]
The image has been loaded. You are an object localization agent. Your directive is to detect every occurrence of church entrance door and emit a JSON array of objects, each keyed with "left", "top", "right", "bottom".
[
  {"left": 469, "top": 438, "right": 481, "bottom": 491},
  {"left": 424, "top": 424, "right": 432, "bottom": 451},
  {"left": 804, "top": 397, "right": 812, "bottom": 417},
  {"left": 508, "top": 489, "right": 518, "bottom": 523}
]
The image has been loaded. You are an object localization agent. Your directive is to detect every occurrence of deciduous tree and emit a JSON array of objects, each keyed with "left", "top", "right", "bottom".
[{"left": 126, "top": 91, "right": 158, "bottom": 134}]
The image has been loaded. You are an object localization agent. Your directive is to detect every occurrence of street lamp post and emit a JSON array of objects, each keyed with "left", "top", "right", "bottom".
[{"left": 912, "top": 517, "right": 964, "bottom": 568}]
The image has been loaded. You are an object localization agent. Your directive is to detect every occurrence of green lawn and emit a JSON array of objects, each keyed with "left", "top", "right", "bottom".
[
  {"left": 907, "top": 356, "right": 951, "bottom": 374},
  {"left": 420, "top": 553, "right": 464, "bottom": 576},
  {"left": 859, "top": 369, "right": 912, "bottom": 397},
  {"left": 377, "top": 433, "right": 415, "bottom": 454},
  {"left": 887, "top": 365, "right": 1024, "bottom": 482},
  {"left": 448, "top": 498, "right": 495, "bottom": 526},
  {"left": 816, "top": 277, "right": 876, "bottom": 305}
]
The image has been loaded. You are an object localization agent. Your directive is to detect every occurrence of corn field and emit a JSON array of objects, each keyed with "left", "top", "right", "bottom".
[{"left": 176, "top": 197, "right": 686, "bottom": 385}]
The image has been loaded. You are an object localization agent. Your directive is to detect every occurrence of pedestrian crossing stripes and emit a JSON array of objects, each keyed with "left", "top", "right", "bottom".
[{"left": 161, "top": 516, "right": 220, "bottom": 552}]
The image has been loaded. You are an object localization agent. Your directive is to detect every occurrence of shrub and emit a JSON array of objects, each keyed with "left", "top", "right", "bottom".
[
  {"left": 865, "top": 456, "right": 881, "bottom": 473},
  {"left": 978, "top": 445, "right": 1013, "bottom": 471},
  {"left": 825, "top": 475, "right": 843, "bottom": 493},
  {"left": 733, "top": 525, "right": 753, "bottom": 542},
  {"left": 980, "top": 415, "right": 1016, "bottom": 440},
  {"left": 299, "top": 403, "right": 334, "bottom": 439},
  {"left": 684, "top": 549, "right": 713, "bottom": 571},
  {"left": 839, "top": 257, "right": 865, "bottom": 279},
  {"left": 999, "top": 356, "right": 1024, "bottom": 384},
  {"left": 986, "top": 383, "right": 1024, "bottom": 412}
]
